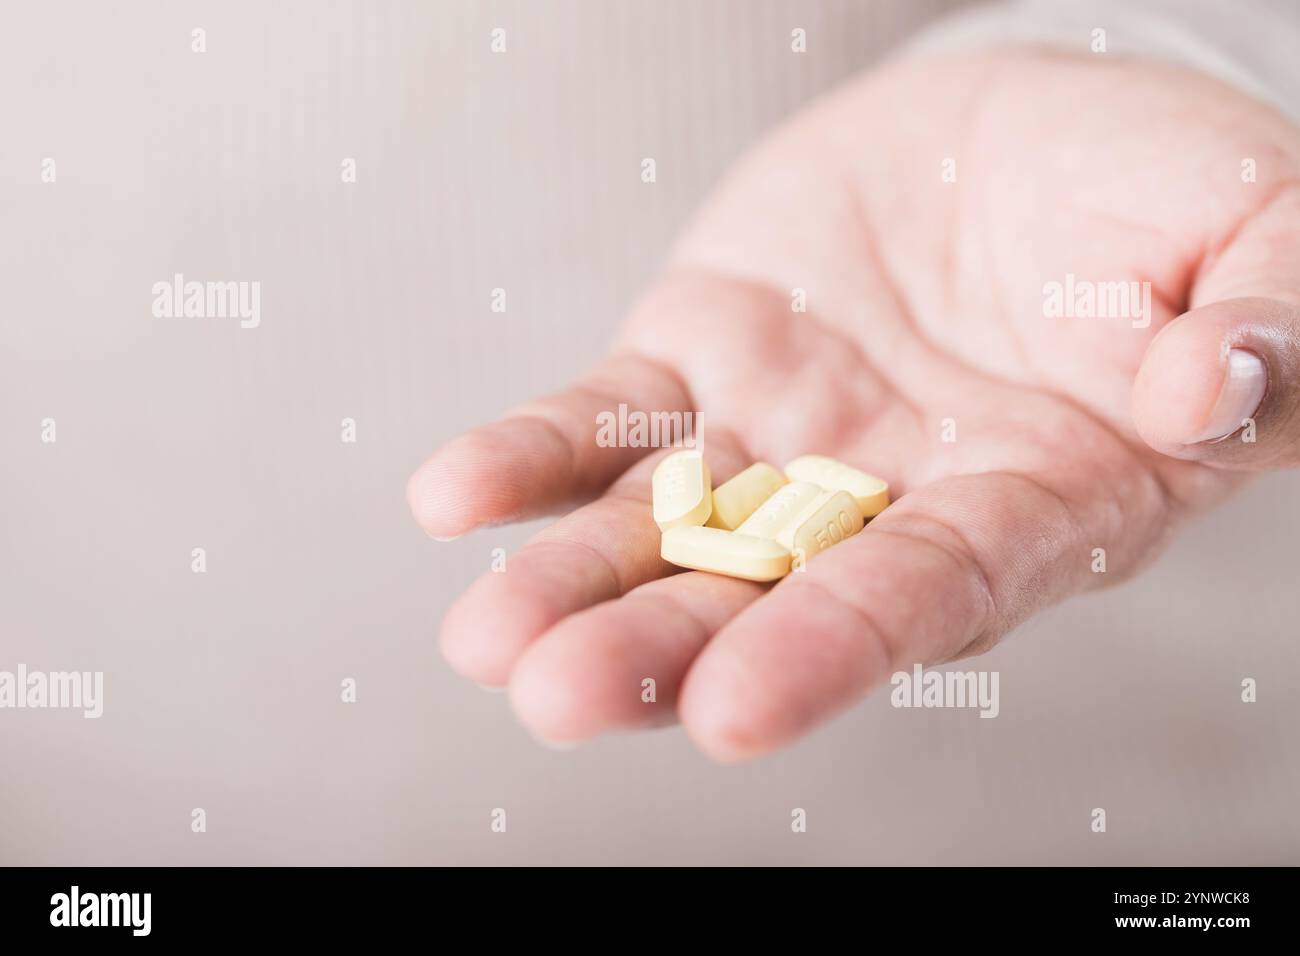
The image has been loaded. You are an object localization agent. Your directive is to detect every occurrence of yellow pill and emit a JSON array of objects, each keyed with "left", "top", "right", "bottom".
[
  {"left": 738, "top": 481, "right": 826, "bottom": 541},
  {"left": 775, "top": 489, "right": 864, "bottom": 560},
  {"left": 735, "top": 481, "right": 824, "bottom": 539},
  {"left": 784, "top": 455, "right": 890, "bottom": 518},
  {"left": 651, "top": 451, "right": 712, "bottom": 530},
  {"left": 706, "top": 462, "right": 788, "bottom": 531},
  {"left": 660, "top": 526, "right": 791, "bottom": 582}
]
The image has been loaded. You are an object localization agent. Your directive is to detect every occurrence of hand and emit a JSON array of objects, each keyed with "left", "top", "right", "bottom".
[{"left": 407, "top": 50, "right": 1300, "bottom": 760}]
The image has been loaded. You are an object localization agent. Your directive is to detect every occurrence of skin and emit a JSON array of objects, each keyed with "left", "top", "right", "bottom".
[{"left": 407, "top": 51, "right": 1300, "bottom": 761}]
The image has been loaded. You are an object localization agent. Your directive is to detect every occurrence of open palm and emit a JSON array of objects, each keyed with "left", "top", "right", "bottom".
[{"left": 409, "top": 51, "right": 1300, "bottom": 759}]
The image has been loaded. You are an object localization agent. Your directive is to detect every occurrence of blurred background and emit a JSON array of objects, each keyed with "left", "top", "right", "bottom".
[{"left": 2, "top": 0, "right": 1296, "bottom": 865}]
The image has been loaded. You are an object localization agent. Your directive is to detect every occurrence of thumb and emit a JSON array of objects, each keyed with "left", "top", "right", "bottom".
[
  {"left": 1133, "top": 190, "right": 1300, "bottom": 470},
  {"left": 1131, "top": 296, "right": 1300, "bottom": 468}
]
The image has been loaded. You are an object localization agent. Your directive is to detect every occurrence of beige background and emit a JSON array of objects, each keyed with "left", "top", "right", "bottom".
[{"left": 2, "top": 0, "right": 1297, "bottom": 865}]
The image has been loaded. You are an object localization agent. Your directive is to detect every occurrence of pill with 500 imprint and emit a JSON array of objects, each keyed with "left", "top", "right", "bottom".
[
  {"left": 655, "top": 453, "right": 888, "bottom": 582},
  {"left": 774, "top": 489, "right": 864, "bottom": 561}
]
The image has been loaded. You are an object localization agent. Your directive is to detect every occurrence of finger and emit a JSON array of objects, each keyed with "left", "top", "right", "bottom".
[
  {"left": 407, "top": 352, "right": 693, "bottom": 539},
  {"left": 678, "top": 465, "right": 1166, "bottom": 762},
  {"left": 1133, "top": 186, "right": 1300, "bottom": 468},
  {"left": 506, "top": 572, "right": 765, "bottom": 745},
  {"left": 1133, "top": 297, "right": 1300, "bottom": 468},
  {"left": 440, "top": 434, "right": 753, "bottom": 686}
]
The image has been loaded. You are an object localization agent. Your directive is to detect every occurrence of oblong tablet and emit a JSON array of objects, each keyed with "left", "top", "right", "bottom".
[
  {"left": 706, "top": 462, "right": 788, "bottom": 531},
  {"left": 784, "top": 455, "right": 890, "bottom": 517},
  {"left": 735, "top": 481, "right": 824, "bottom": 539},
  {"left": 774, "top": 489, "right": 864, "bottom": 560},
  {"left": 660, "top": 526, "right": 792, "bottom": 582},
  {"left": 652, "top": 451, "right": 712, "bottom": 530}
]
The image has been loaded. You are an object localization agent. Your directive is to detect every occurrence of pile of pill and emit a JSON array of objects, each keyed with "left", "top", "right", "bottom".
[{"left": 653, "top": 452, "right": 889, "bottom": 581}]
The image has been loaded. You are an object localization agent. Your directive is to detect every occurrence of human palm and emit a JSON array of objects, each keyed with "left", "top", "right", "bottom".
[{"left": 409, "top": 51, "right": 1300, "bottom": 759}]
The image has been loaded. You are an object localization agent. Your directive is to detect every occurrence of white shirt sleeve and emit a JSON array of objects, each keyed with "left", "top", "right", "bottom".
[{"left": 903, "top": 0, "right": 1300, "bottom": 122}]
